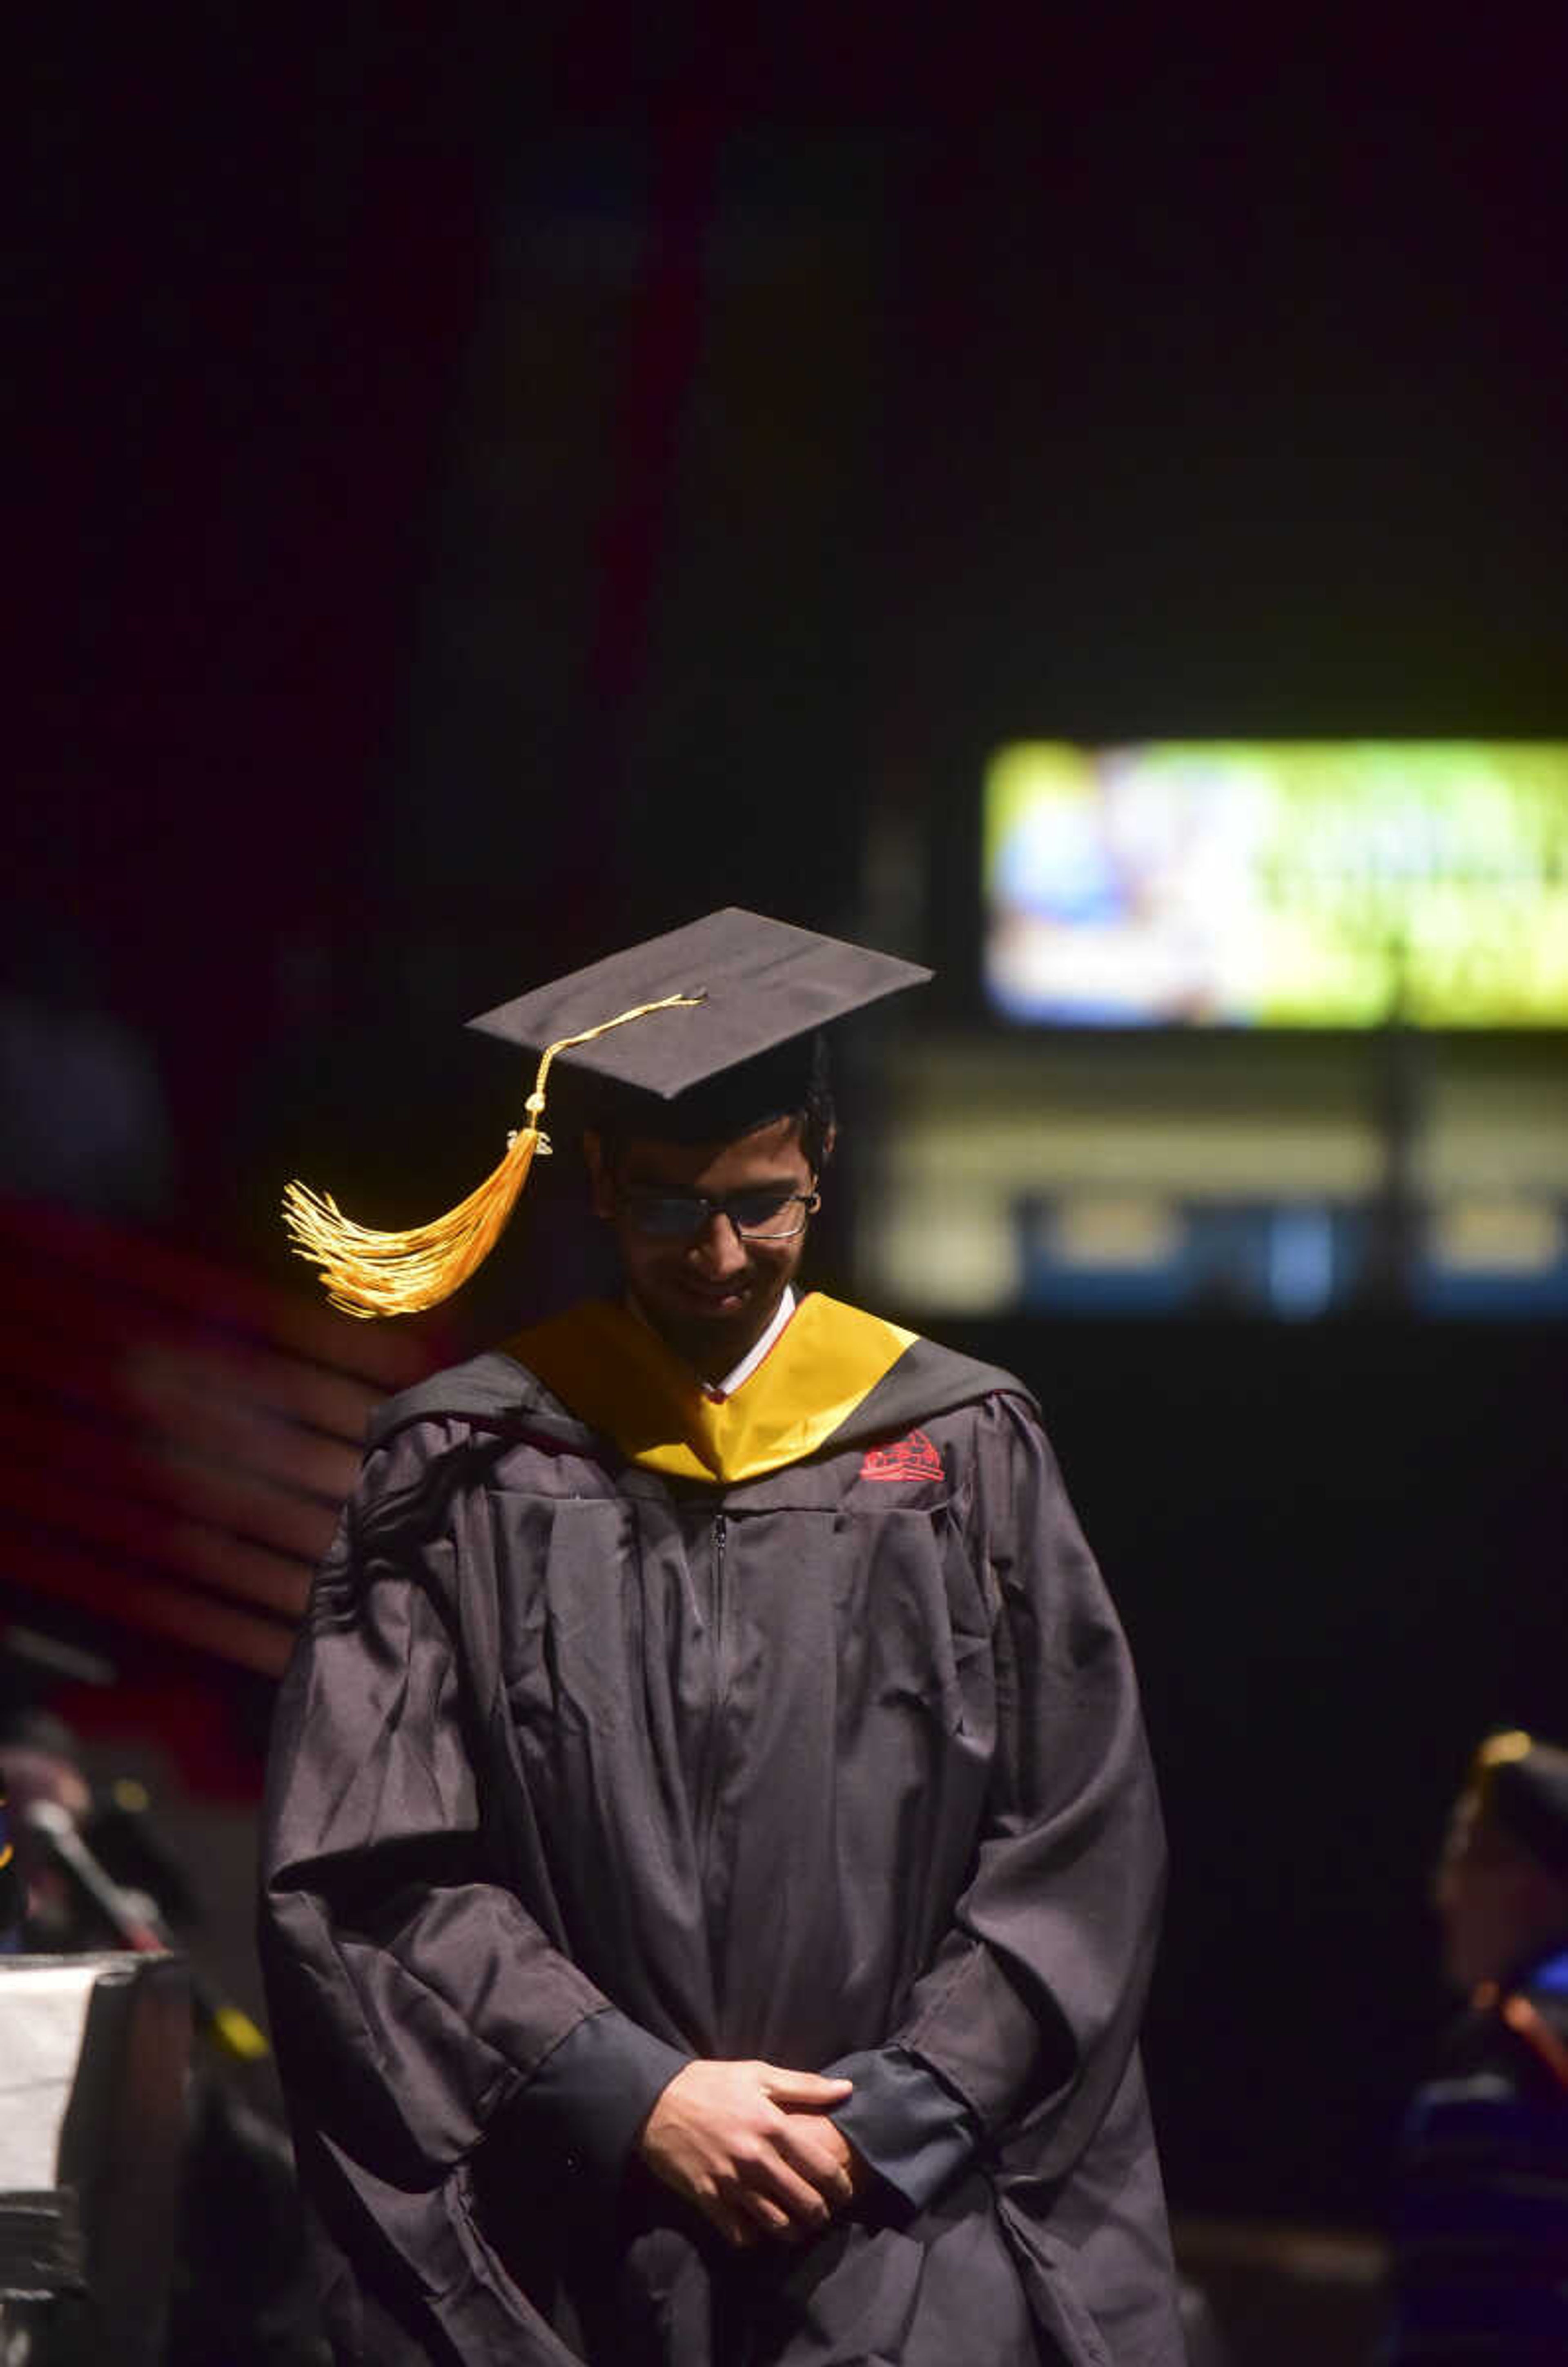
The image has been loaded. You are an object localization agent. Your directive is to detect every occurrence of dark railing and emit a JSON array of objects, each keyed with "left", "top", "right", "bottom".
[{"left": 0, "top": 1201, "right": 432, "bottom": 1679}]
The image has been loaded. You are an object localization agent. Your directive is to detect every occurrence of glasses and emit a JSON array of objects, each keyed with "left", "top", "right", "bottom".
[{"left": 618, "top": 1186, "right": 821, "bottom": 1242}]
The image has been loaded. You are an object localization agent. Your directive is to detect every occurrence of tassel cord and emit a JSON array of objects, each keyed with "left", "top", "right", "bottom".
[{"left": 283, "top": 991, "right": 704, "bottom": 1317}]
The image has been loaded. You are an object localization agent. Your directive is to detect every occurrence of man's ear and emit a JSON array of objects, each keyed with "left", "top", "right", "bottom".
[{"left": 582, "top": 1130, "right": 615, "bottom": 1219}]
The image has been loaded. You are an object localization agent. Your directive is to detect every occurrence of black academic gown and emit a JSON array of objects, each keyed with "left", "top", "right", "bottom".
[{"left": 259, "top": 1297, "right": 1181, "bottom": 2366}]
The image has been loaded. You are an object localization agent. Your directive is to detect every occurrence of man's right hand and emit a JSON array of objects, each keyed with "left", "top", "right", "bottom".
[{"left": 637, "top": 2059, "right": 855, "bottom": 2249}]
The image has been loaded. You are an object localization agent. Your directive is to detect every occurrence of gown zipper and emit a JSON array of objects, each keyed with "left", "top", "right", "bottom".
[
  {"left": 704, "top": 1510, "right": 729, "bottom": 1807},
  {"left": 698, "top": 1510, "right": 730, "bottom": 1979},
  {"left": 713, "top": 1508, "right": 728, "bottom": 1660}
]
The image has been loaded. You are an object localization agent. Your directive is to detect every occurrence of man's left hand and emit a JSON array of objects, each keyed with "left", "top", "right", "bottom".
[{"left": 779, "top": 2112, "right": 873, "bottom": 2214}]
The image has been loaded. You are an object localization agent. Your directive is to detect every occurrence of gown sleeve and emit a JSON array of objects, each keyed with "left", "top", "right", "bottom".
[
  {"left": 823, "top": 2046, "right": 980, "bottom": 2208},
  {"left": 258, "top": 1418, "right": 684, "bottom": 2199},
  {"left": 836, "top": 1394, "right": 1167, "bottom": 2197}
]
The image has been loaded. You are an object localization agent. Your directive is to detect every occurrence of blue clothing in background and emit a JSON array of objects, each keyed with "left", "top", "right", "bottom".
[{"left": 1383, "top": 1945, "right": 1568, "bottom": 2362}]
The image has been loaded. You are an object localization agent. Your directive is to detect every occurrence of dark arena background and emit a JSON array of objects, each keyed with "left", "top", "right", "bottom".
[{"left": 6, "top": 14, "right": 1566, "bottom": 2363}]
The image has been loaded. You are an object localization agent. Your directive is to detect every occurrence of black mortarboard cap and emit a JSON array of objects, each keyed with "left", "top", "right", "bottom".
[
  {"left": 285, "top": 910, "right": 930, "bottom": 1315},
  {"left": 466, "top": 908, "right": 929, "bottom": 1104}
]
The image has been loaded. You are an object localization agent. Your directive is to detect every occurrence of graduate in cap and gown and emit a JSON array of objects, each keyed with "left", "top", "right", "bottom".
[{"left": 259, "top": 912, "right": 1183, "bottom": 2365}]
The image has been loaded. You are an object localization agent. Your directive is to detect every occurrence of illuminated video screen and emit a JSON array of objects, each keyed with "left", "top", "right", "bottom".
[{"left": 984, "top": 741, "right": 1568, "bottom": 1027}]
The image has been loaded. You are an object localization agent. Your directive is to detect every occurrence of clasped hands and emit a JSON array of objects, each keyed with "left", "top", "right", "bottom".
[{"left": 637, "top": 2058, "right": 871, "bottom": 2250}]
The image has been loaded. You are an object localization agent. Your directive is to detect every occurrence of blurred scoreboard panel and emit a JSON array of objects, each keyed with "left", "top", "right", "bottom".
[
  {"left": 858, "top": 1037, "right": 1568, "bottom": 1320},
  {"left": 984, "top": 741, "right": 1568, "bottom": 1031},
  {"left": 863, "top": 740, "right": 1568, "bottom": 1318}
]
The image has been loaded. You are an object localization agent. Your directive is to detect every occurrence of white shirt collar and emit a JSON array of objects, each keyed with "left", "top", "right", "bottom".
[{"left": 707, "top": 1285, "right": 797, "bottom": 1400}]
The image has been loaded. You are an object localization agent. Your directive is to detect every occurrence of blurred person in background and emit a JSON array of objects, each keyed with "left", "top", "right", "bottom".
[
  {"left": 260, "top": 913, "right": 1183, "bottom": 2367},
  {"left": 1381, "top": 1731, "right": 1568, "bottom": 2362},
  {"left": 0, "top": 1696, "right": 327, "bottom": 2365},
  {"left": 0, "top": 1705, "right": 97, "bottom": 1949}
]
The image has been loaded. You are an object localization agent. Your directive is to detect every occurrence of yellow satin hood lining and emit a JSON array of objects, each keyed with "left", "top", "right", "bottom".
[{"left": 508, "top": 1294, "right": 917, "bottom": 1484}]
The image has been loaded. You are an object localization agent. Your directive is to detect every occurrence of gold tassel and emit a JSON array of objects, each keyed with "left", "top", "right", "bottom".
[{"left": 282, "top": 992, "right": 703, "bottom": 1318}]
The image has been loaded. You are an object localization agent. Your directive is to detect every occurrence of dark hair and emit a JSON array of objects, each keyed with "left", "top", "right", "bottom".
[
  {"left": 592, "top": 1033, "right": 837, "bottom": 1175},
  {"left": 798, "top": 1044, "right": 837, "bottom": 1173}
]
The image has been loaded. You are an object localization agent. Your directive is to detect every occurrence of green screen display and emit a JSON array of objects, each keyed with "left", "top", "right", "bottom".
[{"left": 983, "top": 741, "right": 1568, "bottom": 1027}]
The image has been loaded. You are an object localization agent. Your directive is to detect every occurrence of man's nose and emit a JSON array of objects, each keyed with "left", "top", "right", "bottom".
[{"left": 689, "top": 1208, "right": 749, "bottom": 1277}]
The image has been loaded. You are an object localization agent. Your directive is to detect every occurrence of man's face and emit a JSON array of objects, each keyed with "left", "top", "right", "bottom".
[
  {"left": 585, "top": 1114, "right": 820, "bottom": 1381},
  {"left": 1433, "top": 1788, "right": 1568, "bottom": 1990}
]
